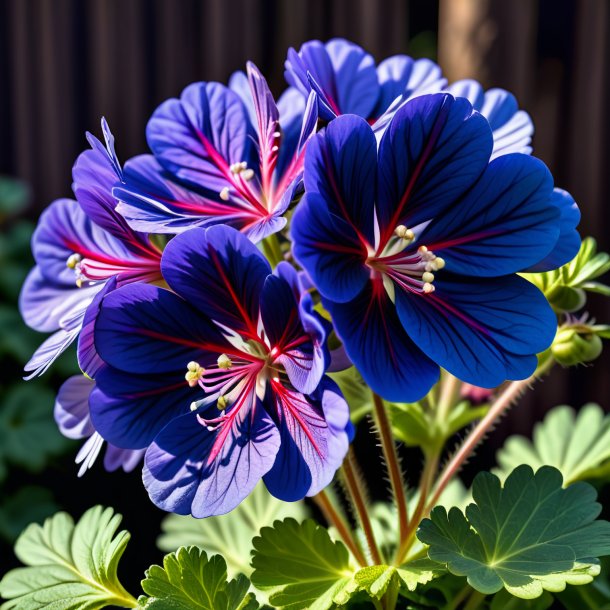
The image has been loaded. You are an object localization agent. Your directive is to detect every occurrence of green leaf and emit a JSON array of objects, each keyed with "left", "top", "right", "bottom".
[
  {"left": 555, "top": 558, "right": 610, "bottom": 609},
  {"left": 0, "top": 486, "right": 59, "bottom": 542},
  {"left": 139, "top": 546, "right": 258, "bottom": 610},
  {"left": 0, "top": 384, "right": 70, "bottom": 474},
  {"left": 251, "top": 518, "right": 353, "bottom": 610},
  {"left": 158, "top": 482, "right": 308, "bottom": 577},
  {"left": 0, "top": 177, "right": 31, "bottom": 217},
  {"left": 0, "top": 505, "right": 137, "bottom": 609},
  {"left": 495, "top": 404, "right": 610, "bottom": 484},
  {"left": 417, "top": 465, "right": 610, "bottom": 598}
]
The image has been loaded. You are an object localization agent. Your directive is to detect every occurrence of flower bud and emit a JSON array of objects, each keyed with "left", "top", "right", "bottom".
[
  {"left": 551, "top": 326, "right": 603, "bottom": 366},
  {"left": 545, "top": 285, "right": 586, "bottom": 314}
]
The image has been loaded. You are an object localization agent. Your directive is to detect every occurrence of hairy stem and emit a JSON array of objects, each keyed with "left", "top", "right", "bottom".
[
  {"left": 312, "top": 488, "right": 367, "bottom": 567},
  {"left": 341, "top": 447, "right": 383, "bottom": 565},
  {"left": 371, "top": 393, "right": 409, "bottom": 564}
]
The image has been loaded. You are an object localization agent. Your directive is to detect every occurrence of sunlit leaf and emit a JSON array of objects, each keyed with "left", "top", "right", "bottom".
[
  {"left": 139, "top": 546, "right": 258, "bottom": 610},
  {"left": 495, "top": 404, "right": 610, "bottom": 484},
  {"left": 158, "top": 482, "right": 308, "bottom": 577},
  {"left": 251, "top": 518, "right": 352, "bottom": 610},
  {"left": 417, "top": 466, "right": 610, "bottom": 598},
  {"left": 0, "top": 506, "right": 137, "bottom": 609}
]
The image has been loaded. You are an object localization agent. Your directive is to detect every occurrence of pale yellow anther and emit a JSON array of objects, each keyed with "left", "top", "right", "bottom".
[
  {"left": 273, "top": 131, "right": 281, "bottom": 138},
  {"left": 230, "top": 162, "right": 244, "bottom": 174},
  {"left": 418, "top": 245, "right": 428, "bottom": 254},
  {"left": 185, "top": 361, "right": 205, "bottom": 387},
  {"left": 394, "top": 225, "right": 414, "bottom": 241},
  {"left": 434, "top": 257, "right": 446, "bottom": 270},
  {"left": 423, "top": 282, "right": 435, "bottom": 294},
  {"left": 217, "top": 395, "right": 228, "bottom": 410},
  {"left": 66, "top": 253, "right": 81, "bottom": 269},
  {"left": 75, "top": 278, "right": 83, "bottom": 288},
  {"left": 422, "top": 271, "right": 435, "bottom": 283},
  {"left": 217, "top": 353, "right": 233, "bottom": 369},
  {"left": 241, "top": 168, "right": 255, "bottom": 181},
  {"left": 239, "top": 161, "right": 248, "bottom": 170},
  {"left": 190, "top": 401, "right": 198, "bottom": 411},
  {"left": 220, "top": 187, "right": 230, "bottom": 201},
  {"left": 271, "top": 145, "right": 279, "bottom": 153}
]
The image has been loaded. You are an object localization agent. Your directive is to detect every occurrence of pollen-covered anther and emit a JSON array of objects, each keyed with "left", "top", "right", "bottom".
[
  {"left": 422, "top": 271, "right": 435, "bottom": 283},
  {"left": 217, "top": 395, "right": 228, "bottom": 410},
  {"left": 66, "top": 253, "right": 82, "bottom": 269},
  {"left": 185, "top": 361, "right": 205, "bottom": 387},
  {"left": 217, "top": 353, "right": 233, "bottom": 369},
  {"left": 423, "top": 282, "right": 435, "bottom": 294},
  {"left": 241, "top": 168, "right": 255, "bottom": 181},
  {"left": 219, "top": 187, "right": 230, "bottom": 201},
  {"left": 394, "top": 225, "right": 415, "bottom": 242}
]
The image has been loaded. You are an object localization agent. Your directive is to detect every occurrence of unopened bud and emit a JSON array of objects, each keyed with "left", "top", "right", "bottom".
[{"left": 552, "top": 327, "right": 603, "bottom": 366}]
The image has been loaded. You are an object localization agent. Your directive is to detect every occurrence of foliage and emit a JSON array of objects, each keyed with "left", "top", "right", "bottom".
[
  {"left": 158, "top": 482, "right": 308, "bottom": 577},
  {"left": 496, "top": 403, "right": 610, "bottom": 484},
  {"left": 418, "top": 466, "right": 610, "bottom": 598},
  {"left": 139, "top": 546, "right": 258, "bottom": 610},
  {"left": 0, "top": 486, "right": 59, "bottom": 543},
  {"left": 0, "top": 506, "right": 137, "bottom": 609}
]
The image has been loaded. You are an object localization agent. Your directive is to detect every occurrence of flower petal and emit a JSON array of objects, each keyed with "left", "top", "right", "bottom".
[
  {"left": 54, "top": 375, "right": 95, "bottom": 439},
  {"left": 395, "top": 274, "right": 556, "bottom": 387},
  {"left": 420, "top": 154, "right": 559, "bottom": 276},
  {"left": 376, "top": 93, "right": 492, "bottom": 243},
  {"left": 263, "top": 377, "right": 350, "bottom": 500},
  {"left": 325, "top": 280, "right": 439, "bottom": 402},
  {"left": 143, "top": 402, "right": 280, "bottom": 517},
  {"left": 146, "top": 81, "right": 258, "bottom": 198},
  {"left": 161, "top": 226, "right": 270, "bottom": 337}
]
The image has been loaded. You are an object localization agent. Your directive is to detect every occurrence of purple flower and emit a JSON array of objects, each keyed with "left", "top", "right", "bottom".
[
  {"left": 113, "top": 63, "right": 317, "bottom": 243},
  {"left": 284, "top": 39, "right": 535, "bottom": 159},
  {"left": 54, "top": 375, "right": 144, "bottom": 476},
  {"left": 89, "top": 226, "right": 350, "bottom": 517},
  {"left": 18, "top": 120, "right": 162, "bottom": 378},
  {"left": 291, "top": 94, "right": 580, "bottom": 402}
]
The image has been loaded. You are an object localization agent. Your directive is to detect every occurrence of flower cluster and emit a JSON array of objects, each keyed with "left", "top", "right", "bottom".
[{"left": 20, "top": 38, "right": 580, "bottom": 517}]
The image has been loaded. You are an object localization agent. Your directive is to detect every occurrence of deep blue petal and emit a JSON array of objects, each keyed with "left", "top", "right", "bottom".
[
  {"left": 419, "top": 154, "right": 559, "bottom": 276},
  {"left": 291, "top": 193, "right": 369, "bottom": 303},
  {"left": 146, "top": 82, "right": 258, "bottom": 198},
  {"left": 91, "top": 365, "right": 197, "bottom": 449},
  {"left": 262, "top": 376, "right": 350, "bottom": 500},
  {"left": 94, "top": 282, "right": 229, "bottom": 375},
  {"left": 376, "top": 93, "right": 493, "bottom": 241},
  {"left": 161, "top": 226, "right": 270, "bottom": 337},
  {"left": 526, "top": 188, "right": 581, "bottom": 272},
  {"left": 143, "top": 402, "right": 280, "bottom": 517},
  {"left": 395, "top": 274, "right": 556, "bottom": 387},
  {"left": 325, "top": 280, "right": 439, "bottom": 402},
  {"left": 303, "top": 114, "right": 378, "bottom": 245}
]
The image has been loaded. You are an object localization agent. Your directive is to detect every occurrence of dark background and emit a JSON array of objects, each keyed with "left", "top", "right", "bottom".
[{"left": 1, "top": 0, "right": 609, "bottom": 597}]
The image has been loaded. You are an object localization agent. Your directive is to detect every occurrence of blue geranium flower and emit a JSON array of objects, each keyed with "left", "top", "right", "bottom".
[
  {"left": 88, "top": 225, "right": 350, "bottom": 517},
  {"left": 285, "top": 38, "right": 534, "bottom": 159},
  {"left": 112, "top": 63, "right": 317, "bottom": 243},
  {"left": 291, "top": 93, "right": 580, "bottom": 402},
  {"left": 18, "top": 119, "right": 162, "bottom": 378}
]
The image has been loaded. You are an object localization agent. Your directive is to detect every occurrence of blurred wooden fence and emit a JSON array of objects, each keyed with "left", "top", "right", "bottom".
[{"left": 1, "top": 0, "right": 609, "bottom": 425}]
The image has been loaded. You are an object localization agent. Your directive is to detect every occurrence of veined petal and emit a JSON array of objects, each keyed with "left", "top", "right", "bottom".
[
  {"left": 376, "top": 93, "right": 493, "bottom": 244},
  {"left": 291, "top": 193, "right": 369, "bottom": 303},
  {"left": 90, "top": 366, "right": 198, "bottom": 449},
  {"left": 146, "top": 81, "right": 259, "bottom": 199},
  {"left": 94, "top": 282, "right": 229, "bottom": 375},
  {"left": 325, "top": 280, "right": 439, "bottom": 402},
  {"left": 161, "top": 226, "right": 270, "bottom": 338},
  {"left": 103, "top": 445, "right": 145, "bottom": 473},
  {"left": 262, "top": 377, "right": 349, "bottom": 500},
  {"left": 395, "top": 274, "right": 556, "bottom": 387},
  {"left": 143, "top": 401, "right": 281, "bottom": 517},
  {"left": 303, "top": 114, "right": 378, "bottom": 245},
  {"left": 276, "top": 86, "right": 307, "bottom": 179},
  {"left": 419, "top": 154, "right": 559, "bottom": 277},
  {"left": 54, "top": 375, "right": 96, "bottom": 439},
  {"left": 374, "top": 55, "right": 446, "bottom": 118},
  {"left": 24, "top": 322, "right": 82, "bottom": 379},
  {"left": 526, "top": 188, "right": 581, "bottom": 272}
]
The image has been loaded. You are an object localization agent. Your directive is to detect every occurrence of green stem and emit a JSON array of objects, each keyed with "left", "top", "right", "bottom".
[
  {"left": 463, "top": 589, "right": 486, "bottom": 610},
  {"left": 381, "top": 577, "right": 399, "bottom": 610},
  {"left": 341, "top": 447, "right": 383, "bottom": 565},
  {"left": 445, "top": 584, "right": 473, "bottom": 610},
  {"left": 372, "top": 393, "right": 410, "bottom": 564},
  {"left": 312, "top": 488, "right": 367, "bottom": 567},
  {"left": 436, "top": 371, "right": 462, "bottom": 424}
]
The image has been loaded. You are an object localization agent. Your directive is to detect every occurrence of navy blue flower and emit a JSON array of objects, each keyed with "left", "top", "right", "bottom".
[
  {"left": 113, "top": 63, "right": 317, "bottom": 242},
  {"left": 291, "top": 93, "right": 580, "bottom": 402},
  {"left": 285, "top": 39, "right": 535, "bottom": 159},
  {"left": 18, "top": 119, "right": 162, "bottom": 378},
  {"left": 89, "top": 226, "right": 350, "bottom": 517}
]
